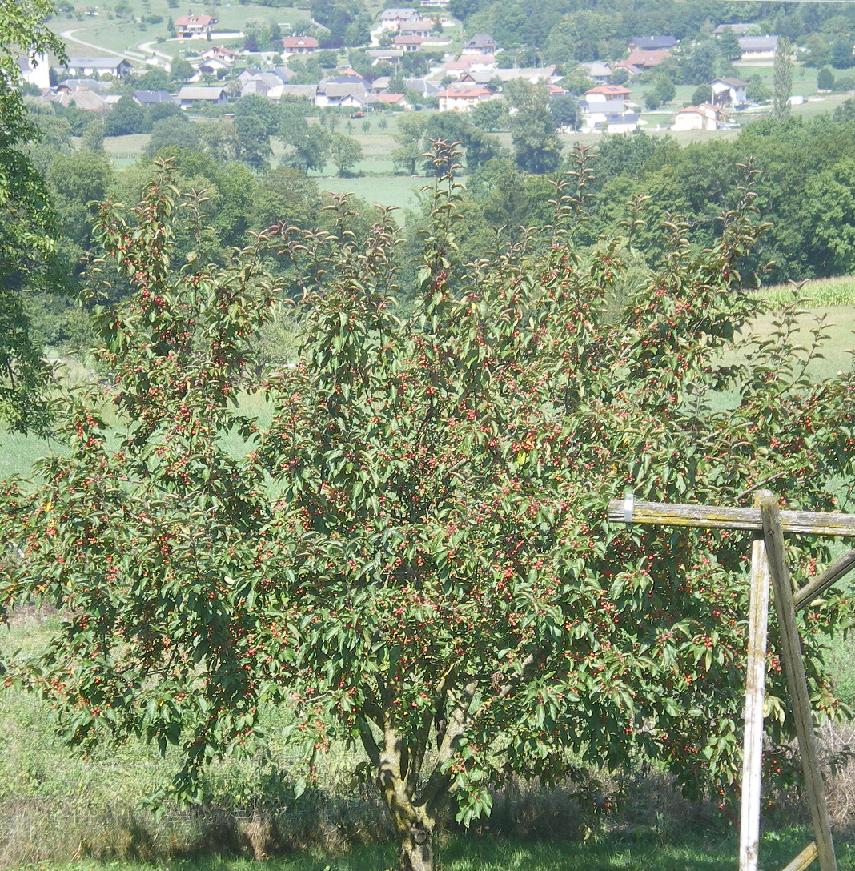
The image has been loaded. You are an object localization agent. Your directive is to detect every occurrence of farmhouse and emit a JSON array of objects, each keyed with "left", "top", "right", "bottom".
[
  {"left": 672, "top": 103, "right": 721, "bottom": 131},
  {"left": 580, "top": 84, "right": 638, "bottom": 133},
  {"left": 17, "top": 53, "right": 51, "bottom": 90},
  {"left": 65, "top": 56, "right": 131, "bottom": 77},
  {"left": 437, "top": 85, "right": 494, "bottom": 112},
  {"left": 178, "top": 85, "right": 227, "bottom": 108},
  {"left": 738, "top": 35, "right": 778, "bottom": 63},
  {"left": 711, "top": 77, "right": 748, "bottom": 108},
  {"left": 282, "top": 36, "right": 319, "bottom": 55},
  {"left": 174, "top": 14, "right": 217, "bottom": 39}
]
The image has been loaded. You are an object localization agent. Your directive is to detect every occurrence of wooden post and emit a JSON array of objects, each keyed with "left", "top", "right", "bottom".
[
  {"left": 739, "top": 494, "right": 771, "bottom": 871},
  {"left": 781, "top": 843, "right": 818, "bottom": 871},
  {"left": 760, "top": 494, "right": 837, "bottom": 871}
]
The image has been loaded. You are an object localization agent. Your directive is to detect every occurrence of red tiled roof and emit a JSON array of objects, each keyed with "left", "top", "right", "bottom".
[
  {"left": 283, "top": 36, "right": 319, "bottom": 48},
  {"left": 438, "top": 86, "right": 491, "bottom": 98},
  {"left": 376, "top": 92, "right": 406, "bottom": 103},
  {"left": 175, "top": 14, "right": 214, "bottom": 26},
  {"left": 585, "top": 84, "right": 631, "bottom": 96},
  {"left": 624, "top": 48, "right": 670, "bottom": 67}
]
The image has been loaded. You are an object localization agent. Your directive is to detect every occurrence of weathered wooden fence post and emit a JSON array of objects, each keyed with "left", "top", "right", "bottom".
[
  {"left": 607, "top": 492, "right": 855, "bottom": 871},
  {"left": 760, "top": 493, "right": 837, "bottom": 871},
  {"left": 739, "top": 491, "right": 771, "bottom": 871}
]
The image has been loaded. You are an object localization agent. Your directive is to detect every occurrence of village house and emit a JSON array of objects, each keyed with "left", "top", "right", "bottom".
[
  {"left": 738, "top": 35, "right": 778, "bottom": 63},
  {"left": 711, "top": 77, "right": 748, "bottom": 108},
  {"left": 198, "top": 58, "right": 229, "bottom": 77},
  {"left": 315, "top": 81, "right": 371, "bottom": 109},
  {"left": 49, "top": 86, "right": 106, "bottom": 111},
  {"left": 437, "top": 84, "right": 494, "bottom": 112},
  {"left": 200, "top": 46, "right": 237, "bottom": 65},
  {"left": 282, "top": 36, "right": 319, "bottom": 55},
  {"left": 18, "top": 53, "right": 51, "bottom": 90},
  {"left": 374, "top": 92, "right": 411, "bottom": 109},
  {"left": 714, "top": 23, "right": 752, "bottom": 37},
  {"left": 278, "top": 84, "right": 317, "bottom": 101},
  {"left": 65, "top": 56, "right": 131, "bottom": 77},
  {"left": 622, "top": 48, "right": 670, "bottom": 69},
  {"left": 367, "top": 49, "right": 404, "bottom": 65},
  {"left": 578, "top": 61, "right": 613, "bottom": 84},
  {"left": 580, "top": 84, "right": 638, "bottom": 133},
  {"left": 393, "top": 34, "right": 424, "bottom": 52},
  {"left": 56, "top": 78, "right": 110, "bottom": 93},
  {"left": 378, "top": 7, "right": 420, "bottom": 31},
  {"left": 178, "top": 85, "right": 227, "bottom": 108},
  {"left": 491, "top": 65, "right": 557, "bottom": 84},
  {"left": 174, "top": 14, "right": 217, "bottom": 39},
  {"left": 672, "top": 103, "right": 721, "bottom": 131},
  {"left": 133, "top": 89, "right": 174, "bottom": 107},
  {"left": 240, "top": 71, "right": 289, "bottom": 99},
  {"left": 462, "top": 34, "right": 497, "bottom": 55},
  {"left": 443, "top": 54, "right": 497, "bottom": 78},
  {"left": 399, "top": 19, "right": 433, "bottom": 36},
  {"left": 403, "top": 77, "right": 440, "bottom": 98}
]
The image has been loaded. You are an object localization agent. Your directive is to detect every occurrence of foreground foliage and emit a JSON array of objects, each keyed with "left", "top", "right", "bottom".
[
  {"left": 2, "top": 150, "right": 854, "bottom": 871},
  {"left": 0, "top": 0, "right": 65, "bottom": 431}
]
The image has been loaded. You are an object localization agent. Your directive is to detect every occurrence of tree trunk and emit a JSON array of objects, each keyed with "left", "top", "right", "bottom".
[{"left": 398, "top": 823, "right": 434, "bottom": 871}]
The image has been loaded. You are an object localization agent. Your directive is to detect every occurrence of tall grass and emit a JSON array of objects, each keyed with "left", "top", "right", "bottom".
[{"left": 757, "top": 275, "right": 855, "bottom": 308}]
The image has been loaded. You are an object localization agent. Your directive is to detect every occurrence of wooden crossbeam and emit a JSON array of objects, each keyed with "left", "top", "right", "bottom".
[
  {"left": 607, "top": 498, "right": 855, "bottom": 537},
  {"left": 795, "top": 549, "right": 855, "bottom": 611}
]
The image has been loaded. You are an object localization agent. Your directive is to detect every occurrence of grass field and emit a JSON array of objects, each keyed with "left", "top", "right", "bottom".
[
  {"left": 49, "top": 0, "right": 305, "bottom": 66},
  {"left": 19, "top": 828, "right": 855, "bottom": 870},
  {"left": 318, "top": 174, "right": 429, "bottom": 213}
]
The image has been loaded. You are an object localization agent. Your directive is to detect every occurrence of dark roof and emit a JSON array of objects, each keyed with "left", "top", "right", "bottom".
[
  {"left": 322, "top": 74, "right": 364, "bottom": 84},
  {"left": 133, "top": 89, "right": 173, "bottom": 104},
  {"left": 739, "top": 35, "right": 778, "bottom": 51},
  {"left": 67, "top": 56, "right": 130, "bottom": 69},
  {"left": 629, "top": 36, "right": 677, "bottom": 50},
  {"left": 465, "top": 34, "right": 496, "bottom": 48}
]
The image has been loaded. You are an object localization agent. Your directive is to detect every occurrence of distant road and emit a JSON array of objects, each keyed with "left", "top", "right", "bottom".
[{"left": 60, "top": 27, "right": 167, "bottom": 69}]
